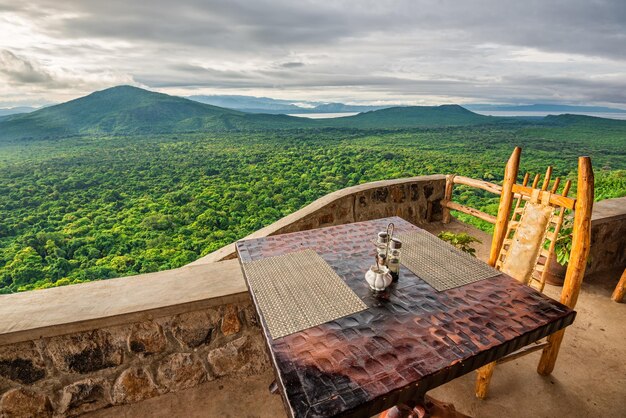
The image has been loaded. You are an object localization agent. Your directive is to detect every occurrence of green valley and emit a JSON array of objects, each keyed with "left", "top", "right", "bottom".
[{"left": 0, "top": 87, "right": 624, "bottom": 293}]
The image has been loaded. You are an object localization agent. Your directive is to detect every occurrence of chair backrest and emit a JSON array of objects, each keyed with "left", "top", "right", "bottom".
[
  {"left": 495, "top": 167, "right": 572, "bottom": 291},
  {"left": 489, "top": 148, "right": 594, "bottom": 309},
  {"left": 442, "top": 147, "right": 594, "bottom": 309}
]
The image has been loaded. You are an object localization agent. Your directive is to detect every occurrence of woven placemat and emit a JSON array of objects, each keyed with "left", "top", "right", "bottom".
[
  {"left": 398, "top": 231, "right": 499, "bottom": 291},
  {"left": 241, "top": 249, "right": 367, "bottom": 339}
]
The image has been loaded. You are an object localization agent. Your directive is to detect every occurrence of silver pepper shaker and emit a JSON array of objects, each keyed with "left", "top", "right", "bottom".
[
  {"left": 388, "top": 238, "right": 402, "bottom": 282},
  {"left": 375, "top": 232, "right": 390, "bottom": 259}
]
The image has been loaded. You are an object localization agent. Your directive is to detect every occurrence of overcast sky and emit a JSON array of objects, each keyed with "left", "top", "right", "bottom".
[{"left": 1, "top": 0, "right": 625, "bottom": 108}]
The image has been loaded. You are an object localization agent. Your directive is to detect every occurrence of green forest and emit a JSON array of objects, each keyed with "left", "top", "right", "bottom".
[{"left": 1, "top": 119, "right": 625, "bottom": 293}]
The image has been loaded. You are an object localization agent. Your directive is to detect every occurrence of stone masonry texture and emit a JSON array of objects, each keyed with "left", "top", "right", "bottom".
[{"left": 0, "top": 302, "right": 269, "bottom": 417}]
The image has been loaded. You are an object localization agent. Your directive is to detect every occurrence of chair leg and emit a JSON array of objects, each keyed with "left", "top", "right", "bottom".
[
  {"left": 379, "top": 396, "right": 471, "bottom": 418},
  {"left": 611, "top": 269, "right": 626, "bottom": 303},
  {"left": 537, "top": 329, "right": 565, "bottom": 375},
  {"left": 475, "top": 362, "right": 496, "bottom": 399}
]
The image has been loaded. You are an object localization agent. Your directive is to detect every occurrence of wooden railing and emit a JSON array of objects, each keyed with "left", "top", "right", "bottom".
[
  {"left": 441, "top": 175, "right": 502, "bottom": 224},
  {"left": 441, "top": 173, "right": 577, "bottom": 225}
]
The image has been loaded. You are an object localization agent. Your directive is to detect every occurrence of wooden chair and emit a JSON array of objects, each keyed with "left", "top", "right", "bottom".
[{"left": 442, "top": 147, "right": 595, "bottom": 399}]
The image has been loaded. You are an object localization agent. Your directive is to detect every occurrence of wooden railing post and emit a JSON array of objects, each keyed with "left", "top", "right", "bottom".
[
  {"left": 442, "top": 174, "right": 455, "bottom": 224},
  {"left": 537, "top": 156, "right": 594, "bottom": 375},
  {"left": 488, "top": 147, "right": 521, "bottom": 267}
]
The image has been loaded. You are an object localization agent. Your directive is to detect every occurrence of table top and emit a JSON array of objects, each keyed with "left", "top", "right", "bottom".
[{"left": 236, "top": 217, "right": 576, "bottom": 418}]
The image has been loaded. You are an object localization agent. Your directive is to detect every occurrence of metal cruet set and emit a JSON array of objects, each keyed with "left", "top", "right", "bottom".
[{"left": 365, "top": 222, "right": 402, "bottom": 292}]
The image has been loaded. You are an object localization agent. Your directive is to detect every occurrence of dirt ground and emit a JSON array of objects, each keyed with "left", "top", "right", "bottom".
[{"left": 89, "top": 221, "right": 626, "bottom": 418}]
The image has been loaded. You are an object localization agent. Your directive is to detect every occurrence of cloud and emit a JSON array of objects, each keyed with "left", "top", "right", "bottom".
[
  {"left": 280, "top": 62, "right": 305, "bottom": 68},
  {"left": 0, "top": 50, "right": 53, "bottom": 84},
  {"left": 0, "top": 0, "right": 625, "bottom": 106}
]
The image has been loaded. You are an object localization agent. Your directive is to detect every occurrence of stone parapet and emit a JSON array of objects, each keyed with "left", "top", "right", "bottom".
[{"left": 0, "top": 301, "right": 268, "bottom": 417}]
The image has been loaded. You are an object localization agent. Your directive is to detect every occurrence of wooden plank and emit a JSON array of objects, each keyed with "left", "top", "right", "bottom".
[
  {"left": 442, "top": 200, "right": 497, "bottom": 224},
  {"left": 559, "top": 157, "right": 594, "bottom": 309},
  {"left": 477, "top": 147, "right": 521, "bottom": 400},
  {"left": 542, "top": 166, "right": 553, "bottom": 191},
  {"left": 538, "top": 156, "right": 594, "bottom": 375},
  {"left": 512, "top": 184, "right": 576, "bottom": 210},
  {"left": 514, "top": 173, "right": 531, "bottom": 212},
  {"left": 488, "top": 147, "right": 521, "bottom": 267},
  {"left": 452, "top": 176, "right": 502, "bottom": 195},
  {"left": 611, "top": 269, "right": 626, "bottom": 303},
  {"left": 497, "top": 341, "right": 550, "bottom": 365},
  {"left": 442, "top": 174, "right": 456, "bottom": 224},
  {"left": 532, "top": 173, "right": 540, "bottom": 188}
]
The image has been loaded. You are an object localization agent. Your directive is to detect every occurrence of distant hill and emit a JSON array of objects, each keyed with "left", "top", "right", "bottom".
[
  {"left": 7, "top": 86, "right": 625, "bottom": 140},
  {"left": 318, "top": 105, "right": 497, "bottom": 128},
  {"left": 188, "top": 94, "right": 387, "bottom": 114},
  {"left": 0, "top": 86, "right": 315, "bottom": 140},
  {"left": 311, "top": 103, "right": 388, "bottom": 113},
  {"left": 465, "top": 103, "right": 626, "bottom": 113},
  {"left": 0, "top": 106, "right": 38, "bottom": 117},
  {"left": 0, "top": 86, "right": 241, "bottom": 139},
  {"left": 188, "top": 95, "right": 305, "bottom": 113},
  {"left": 541, "top": 113, "right": 626, "bottom": 127}
]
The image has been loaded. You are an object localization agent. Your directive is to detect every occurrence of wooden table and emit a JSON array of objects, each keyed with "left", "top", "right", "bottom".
[{"left": 236, "top": 217, "right": 576, "bottom": 418}]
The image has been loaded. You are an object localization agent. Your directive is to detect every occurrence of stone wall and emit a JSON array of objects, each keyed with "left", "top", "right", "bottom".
[{"left": 0, "top": 301, "right": 268, "bottom": 417}]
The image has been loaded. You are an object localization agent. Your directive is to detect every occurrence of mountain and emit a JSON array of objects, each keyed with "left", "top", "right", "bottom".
[
  {"left": 318, "top": 105, "right": 497, "bottom": 128},
  {"left": 0, "top": 106, "right": 38, "bottom": 117},
  {"left": 0, "top": 86, "right": 315, "bottom": 140},
  {"left": 12, "top": 86, "right": 623, "bottom": 140},
  {"left": 541, "top": 113, "right": 626, "bottom": 127},
  {"left": 310, "top": 103, "right": 388, "bottom": 113},
  {"left": 188, "top": 94, "right": 387, "bottom": 114},
  {"left": 465, "top": 103, "right": 626, "bottom": 113},
  {"left": 0, "top": 86, "right": 240, "bottom": 139},
  {"left": 187, "top": 95, "right": 305, "bottom": 113}
]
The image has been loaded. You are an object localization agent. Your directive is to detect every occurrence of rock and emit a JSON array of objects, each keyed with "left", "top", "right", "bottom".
[
  {"left": 0, "top": 341, "right": 46, "bottom": 384},
  {"left": 156, "top": 353, "right": 207, "bottom": 392},
  {"left": 170, "top": 309, "right": 219, "bottom": 348},
  {"left": 221, "top": 304, "right": 241, "bottom": 336},
  {"left": 207, "top": 336, "right": 247, "bottom": 377},
  {"left": 128, "top": 322, "right": 167, "bottom": 355},
  {"left": 242, "top": 303, "right": 259, "bottom": 328},
  {"left": 45, "top": 330, "right": 123, "bottom": 374},
  {"left": 112, "top": 367, "right": 160, "bottom": 404},
  {"left": 207, "top": 334, "right": 269, "bottom": 377},
  {"left": 0, "top": 388, "right": 52, "bottom": 418},
  {"left": 58, "top": 378, "right": 110, "bottom": 416}
]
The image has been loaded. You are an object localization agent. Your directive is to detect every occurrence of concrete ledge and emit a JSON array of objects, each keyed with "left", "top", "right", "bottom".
[
  {"left": 588, "top": 197, "right": 626, "bottom": 275},
  {"left": 0, "top": 260, "right": 247, "bottom": 346},
  {"left": 191, "top": 174, "right": 446, "bottom": 264},
  {"left": 591, "top": 196, "right": 626, "bottom": 224}
]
